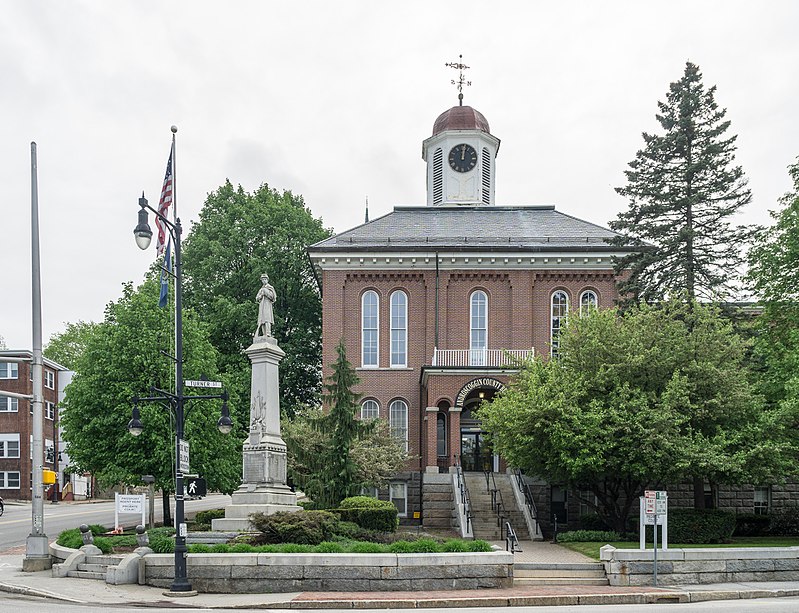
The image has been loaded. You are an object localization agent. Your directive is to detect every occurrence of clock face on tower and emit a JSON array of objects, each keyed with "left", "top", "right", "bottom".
[{"left": 448, "top": 143, "right": 478, "bottom": 173}]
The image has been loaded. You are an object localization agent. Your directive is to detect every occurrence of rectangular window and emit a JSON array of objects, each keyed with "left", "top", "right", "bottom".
[
  {"left": 45, "top": 370, "right": 55, "bottom": 390},
  {"left": 390, "top": 482, "right": 407, "bottom": 517},
  {"left": 0, "top": 362, "right": 19, "bottom": 379},
  {"left": 360, "top": 486, "right": 379, "bottom": 498},
  {"left": 0, "top": 434, "right": 21, "bottom": 459},
  {"left": 0, "top": 471, "right": 21, "bottom": 489},
  {"left": 45, "top": 402, "right": 55, "bottom": 421},
  {"left": 754, "top": 486, "right": 771, "bottom": 515},
  {"left": 0, "top": 397, "right": 19, "bottom": 412}
]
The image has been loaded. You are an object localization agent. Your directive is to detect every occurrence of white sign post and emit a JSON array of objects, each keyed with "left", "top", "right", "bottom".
[{"left": 115, "top": 493, "right": 146, "bottom": 531}]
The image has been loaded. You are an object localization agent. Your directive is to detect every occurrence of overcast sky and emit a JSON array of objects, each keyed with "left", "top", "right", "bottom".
[{"left": 2, "top": 1, "right": 797, "bottom": 351}]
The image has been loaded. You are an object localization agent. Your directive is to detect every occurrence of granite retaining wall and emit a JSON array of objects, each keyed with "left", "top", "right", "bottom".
[
  {"left": 141, "top": 550, "right": 514, "bottom": 592},
  {"left": 601, "top": 545, "right": 799, "bottom": 586}
]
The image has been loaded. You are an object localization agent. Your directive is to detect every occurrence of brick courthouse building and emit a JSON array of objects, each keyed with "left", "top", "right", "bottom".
[{"left": 308, "top": 99, "right": 640, "bottom": 527}]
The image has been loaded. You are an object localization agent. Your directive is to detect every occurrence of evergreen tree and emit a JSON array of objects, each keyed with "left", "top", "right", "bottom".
[
  {"left": 295, "top": 340, "right": 374, "bottom": 508},
  {"left": 610, "top": 61, "right": 754, "bottom": 303}
]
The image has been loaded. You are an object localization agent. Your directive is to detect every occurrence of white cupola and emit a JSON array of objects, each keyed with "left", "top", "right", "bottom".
[{"left": 422, "top": 104, "right": 500, "bottom": 206}]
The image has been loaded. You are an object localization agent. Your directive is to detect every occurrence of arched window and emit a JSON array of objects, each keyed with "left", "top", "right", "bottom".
[
  {"left": 436, "top": 413, "right": 447, "bottom": 458},
  {"left": 470, "top": 290, "right": 488, "bottom": 366},
  {"left": 361, "top": 399, "right": 379, "bottom": 420},
  {"left": 551, "top": 290, "right": 569, "bottom": 357},
  {"left": 580, "top": 290, "right": 598, "bottom": 315},
  {"left": 390, "top": 290, "right": 407, "bottom": 367},
  {"left": 389, "top": 399, "right": 408, "bottom": 452},
  {"left": 361, "top": 290, "right": 379, "bottom": 367}
]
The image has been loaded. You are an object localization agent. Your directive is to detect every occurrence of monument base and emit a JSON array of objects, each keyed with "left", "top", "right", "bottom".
[{"left": 212, "top": 484, "right": 300, "bottom": 531}]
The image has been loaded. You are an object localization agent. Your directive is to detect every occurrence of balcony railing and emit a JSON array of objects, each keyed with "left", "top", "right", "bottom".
[{"left": 431, "top": 348, "right": 534, "bottom": 367}]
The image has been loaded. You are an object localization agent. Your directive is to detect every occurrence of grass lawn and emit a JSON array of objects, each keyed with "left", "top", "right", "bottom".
[{"left": 560, "top": 536, "right": 799, "bottom": 560}]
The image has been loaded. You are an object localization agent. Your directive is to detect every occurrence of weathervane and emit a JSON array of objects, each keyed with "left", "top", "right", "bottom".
[{"left": 445, "top": 54, "right": 471, "bottom": 106}]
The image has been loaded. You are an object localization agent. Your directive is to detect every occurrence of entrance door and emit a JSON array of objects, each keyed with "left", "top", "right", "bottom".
[{"left": 461, "top": 431, "right": 492, "bottom": 472}]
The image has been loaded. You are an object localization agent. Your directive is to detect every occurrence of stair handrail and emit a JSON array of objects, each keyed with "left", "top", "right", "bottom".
[
  {"left": 505, "top": 520, "right": 522, "bottom": 553},
  {"left": 486, "top": 469, "right": 517, "bottom": 545},
  {"left": 453, "top": 456, "right": 475, "bottom": 539},
  {"left": 513, "top": 468, "right": 541, "bottom": 537}
]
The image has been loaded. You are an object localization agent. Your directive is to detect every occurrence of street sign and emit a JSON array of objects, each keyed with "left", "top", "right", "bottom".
[
  {"left": 186, "top": 476, "right": 206, "bottom": 498},
  {"left": 184, "top": 379, "right": 223, "bottom": 389},
  {"left": 179, "top": 439, "right": 190, "bottom": 473},
  {"left": 644, "top": 490, "right": 667, "bottom": 515}
]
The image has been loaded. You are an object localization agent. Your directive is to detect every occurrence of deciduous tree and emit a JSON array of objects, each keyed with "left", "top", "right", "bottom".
[
  {"left": 181, "top": 181, "right": 331, "bottom": 422},
  {"left": 478, "top": 302, "right": 778, "bottom": 532},
  {"left": 59, "top": 278, "right": 241, "bottom": 521}
]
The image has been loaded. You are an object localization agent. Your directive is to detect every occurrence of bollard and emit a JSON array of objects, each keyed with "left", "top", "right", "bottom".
[
  {"left": 79, "top": 524, "right": 94, "bottom": 545},
  {"left": 135, "top": 524, "right": 150, "bottom": 548}
]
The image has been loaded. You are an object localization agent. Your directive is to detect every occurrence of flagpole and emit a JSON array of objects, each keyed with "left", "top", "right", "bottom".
[{"left": 171, "top": 126, "right": 177, "bottom": 223}]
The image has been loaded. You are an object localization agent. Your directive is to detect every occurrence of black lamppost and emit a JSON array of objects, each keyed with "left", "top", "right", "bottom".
[{"left": 130, "top": 194, "right": 233, "bottom": 594}]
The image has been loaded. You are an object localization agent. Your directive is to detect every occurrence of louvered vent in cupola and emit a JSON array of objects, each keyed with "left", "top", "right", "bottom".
[
  {"left": 481, "top": 147, "right": 491, "bottom": 204},
  {"left": 433, "top": 147, "right": 443, "bottom": 205}
]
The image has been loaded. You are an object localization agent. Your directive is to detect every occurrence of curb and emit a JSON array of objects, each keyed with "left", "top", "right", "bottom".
[{"left": 0, "top": 581, "right": 85, "bottom": 604}]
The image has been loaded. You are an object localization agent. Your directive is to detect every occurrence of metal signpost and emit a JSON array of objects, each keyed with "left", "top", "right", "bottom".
[{"left": 640, "top": 490, "right": 668, "bottom": 586}]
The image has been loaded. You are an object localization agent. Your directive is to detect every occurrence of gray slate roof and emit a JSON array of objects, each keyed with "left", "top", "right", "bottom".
[{"left": 309, "top": 205, "right": 635, "bottom": 253}]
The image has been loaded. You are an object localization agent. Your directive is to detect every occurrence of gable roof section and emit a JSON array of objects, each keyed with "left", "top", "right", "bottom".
[{"left": 309, "top": 205, "right": 637, "bottom": 254}]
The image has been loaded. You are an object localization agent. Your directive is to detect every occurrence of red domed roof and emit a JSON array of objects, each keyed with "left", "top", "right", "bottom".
[{"left": 432, "top": 105, "right": 490, "bottom": 136}]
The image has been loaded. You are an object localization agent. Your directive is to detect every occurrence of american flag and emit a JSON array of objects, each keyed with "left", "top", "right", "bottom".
[{"left": 155, "top": 146, "right": 174, "bottom": 256}]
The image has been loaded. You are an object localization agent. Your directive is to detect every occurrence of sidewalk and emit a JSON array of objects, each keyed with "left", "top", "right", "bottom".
[{"left": 2, "top": 551, "right": 799, "bottom": 609}]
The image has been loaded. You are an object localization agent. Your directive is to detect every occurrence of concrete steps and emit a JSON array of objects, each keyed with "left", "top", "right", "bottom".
[
  {"left": 514, "top": 562, "right": 609, "bottom": 586},
  {"left": 66, "top": 554, "right": 124, "bottom": 581},
  {"left": 463, "top": 473, "right": 528, "bottom": 541}
]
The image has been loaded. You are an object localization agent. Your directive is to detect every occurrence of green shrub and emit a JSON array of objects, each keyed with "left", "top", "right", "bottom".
[
  {"left": 348, "top": 541, "right": 385, "bottom": 553},
  {"left": 768, "top": 505, "right": 799, "bottom": 536},
  {"left": 278, "top": 543, "right": 315, "bottom": 553},
  {"left": 466, "top": 540, "right": 494, "bottom": 552},
  {"left": 193, "top": 508, "right": 226, "bottom": 525},
  {"left": 339, "top": 496, "right": 386, "bottom": 509},
  {"left": 388, "top": 540, "right": 415, "bottom": 553},
  {"left": 556, "top": 530, "right": 621, "bottom": 543},
  {"left": 56, "top": 524, "right": 110, "bottom": 550},
  {"left": 229, "top": 543, "right": 255, "bottom": 553},
  {"left": 337, "top": 499, "right": 399, "bottom": 533},
  {"left": 92, "top": 537, "right": 113, "bottom": 554},
  {"left": 210, "top": 544, "right": 230, "bottom": 553},
  {"left": 331, "top": 520, "right": 361, "bottom": 539},
  {"left": 249, "top": 510, "right": 340, "bottom": 545},
  {"left": 190, "top": 544, "right": 211, "bottom": 553},
  {"left": 668, "top": 508, "right": 736, "bottom": 543},
  {"left": 149, "top": 532, "right": 175, "bottom": 553},
  {"left": 734, "top": 513, "right": 771, "bottom": 537},
  {"left": 316, "top": 541, "right": 345, "bottom": 553},
  {"left": 441, "top": 539, "right": 469, "bottom": 552}
]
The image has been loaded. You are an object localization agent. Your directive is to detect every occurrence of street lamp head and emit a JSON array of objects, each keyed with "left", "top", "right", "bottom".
[
  {"left": 134, "top": 194, "right": 153, "bottom": 250},
  {"left": 128, "top": 404, "right": 144, "bottom": 437},
  {"left": 217, "top": 398, "right": 233, "bottom": 435}
]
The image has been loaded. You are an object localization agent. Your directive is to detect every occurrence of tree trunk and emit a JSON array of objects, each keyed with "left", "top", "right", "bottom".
[
  {"left": 693, "top": 476, "right": 706, "bottom": 509},
  {"left": 162, "top": 490, "right": 172, "bottom": 526}
]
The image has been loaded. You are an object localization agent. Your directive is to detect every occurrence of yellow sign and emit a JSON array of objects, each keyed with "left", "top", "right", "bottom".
[
  {"left": 42, "top": 469, "right": 57, "bottom": 485},
  {"left": 413, "top": 511, "right": 420, "bottom": 519}
]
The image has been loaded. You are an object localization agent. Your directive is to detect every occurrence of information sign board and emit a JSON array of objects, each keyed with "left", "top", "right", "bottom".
[{"left": 179, "top": 439, "right": 190, "bottom": 473}]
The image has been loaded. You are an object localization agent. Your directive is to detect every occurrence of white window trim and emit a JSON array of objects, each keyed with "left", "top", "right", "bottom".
[
  {"left": 390, "top": 290, "right": 408, "bottom": 368},
  {"left": 360, "top": 399, "right": 380, "bottom": 420},
  {"left": 551, "top": 290, "right": 569, "bottom": 357},
  {"left": 44, "top": 370, "right": 55, "bottom": 390},
  {"left": 470, "top": 290, "right": 488, "bottom": 365},
  {"left": 0, "top": 471, "right": 21, "bottom": 489},
  {"left": 45, "top": 401, "right": 55, "bottom": 421},
  {"left": 0, "top": 362, "right": 19, "bottom": 379},
  {"left": 389, "top": 399, "right": 409, "bottom": 452},
  {"left": 579, "top": 289, "right": 598, "bottom": 316},
  {"left": 0, "top": 433, "right": 21, "bottom": 459},
  {"left": 390, "top": 482, "right": 408, "bottom": 517},
  {"left": 0, "top": 397, "right": 19, "bottom": 412},
  {"left": 361, "top": 290, "right": 380, "bottom": 368}
]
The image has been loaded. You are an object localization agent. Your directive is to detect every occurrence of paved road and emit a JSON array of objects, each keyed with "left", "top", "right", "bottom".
[
  {"left": 2, "top": 595, "right": 799, "bottom": 612},
  {"left": 0, "top": 494, "right": 230, "bottom": 552}
]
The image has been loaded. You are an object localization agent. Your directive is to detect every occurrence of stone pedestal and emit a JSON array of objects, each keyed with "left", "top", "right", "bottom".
[{"left": 213, "top": 335, "right": 299, "bottom": 531}]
